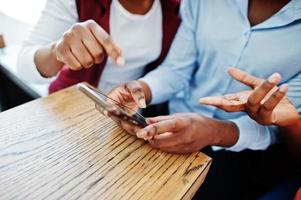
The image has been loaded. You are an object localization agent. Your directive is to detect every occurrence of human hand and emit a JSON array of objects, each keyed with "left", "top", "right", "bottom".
[
  {"left": 107, "top": 80, "right": 152, "bottom": 135},
  {"left": 136, "top": 113, "right": 239, "bottom": 154},
  {"left": 54, "top": 20, "right": 125, "bottom": 70},
  {"left": 199, "top": 67, "right": 299, "bottom": 126},
  {"left": 108, "top": 80, "right": 151, "bottom": 111}
]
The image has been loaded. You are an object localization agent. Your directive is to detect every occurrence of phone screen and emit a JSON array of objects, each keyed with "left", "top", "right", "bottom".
[{"left": 78, "top": 83, "right": 147, "bottom": 127}]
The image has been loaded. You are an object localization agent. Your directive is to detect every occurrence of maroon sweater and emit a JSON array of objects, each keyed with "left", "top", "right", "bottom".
[{"left": 49, "top": 0, "right": 181, "bottom": 94}]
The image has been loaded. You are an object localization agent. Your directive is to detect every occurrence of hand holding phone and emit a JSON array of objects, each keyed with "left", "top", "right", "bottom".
[{"left": 78, "top": 83, "right": 147, "bottom": 127}]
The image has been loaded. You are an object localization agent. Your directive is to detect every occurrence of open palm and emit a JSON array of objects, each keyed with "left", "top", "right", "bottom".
[{"left": 199, "top": 67, "right": 299, "bottom": 126}]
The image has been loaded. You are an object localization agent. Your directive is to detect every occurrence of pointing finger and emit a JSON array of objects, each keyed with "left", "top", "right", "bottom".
[{"left": 228, "top": 67, "right": 263, "bottom": 88}]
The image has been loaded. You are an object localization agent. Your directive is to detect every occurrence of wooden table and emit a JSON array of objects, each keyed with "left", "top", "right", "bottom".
[{"left": 0, "top": 86, "right": 212, "bottom": 200}]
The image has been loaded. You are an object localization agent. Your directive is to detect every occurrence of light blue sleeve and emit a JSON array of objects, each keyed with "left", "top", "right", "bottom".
[
  {"left": 227, "top": 117, "right": 277, "bottom": 152},
  {"left": 227, "top": 71, "right": 301, "bottom": 152},
  {"left": 140, "top": 0, "right": 199, "bottom": 104}
]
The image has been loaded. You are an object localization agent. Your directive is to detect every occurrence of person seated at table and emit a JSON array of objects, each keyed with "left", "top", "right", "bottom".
[
  {"left": 107, "top": 0, "right": 301, "bottom": 199},
  {"left": 17, "top": 0, "right": 181, "bottom": 95}
]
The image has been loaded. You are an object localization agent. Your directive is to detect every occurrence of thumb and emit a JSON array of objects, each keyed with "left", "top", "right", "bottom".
[{"left": 125, "top": 81, "right": 146, "bottom": 108}]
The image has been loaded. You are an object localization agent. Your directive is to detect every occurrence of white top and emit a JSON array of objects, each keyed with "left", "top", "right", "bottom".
[{"left": 17, "top": 0, "right": 162, "bottom": 93}]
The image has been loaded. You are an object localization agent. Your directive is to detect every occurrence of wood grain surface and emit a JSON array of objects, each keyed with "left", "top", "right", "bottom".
[{"left": 0, "top": 86, "right": 212, "bottom": 200}]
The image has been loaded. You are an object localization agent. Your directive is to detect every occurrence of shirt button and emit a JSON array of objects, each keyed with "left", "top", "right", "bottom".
[{"left": 243, "top": 31, "right": 250, "bottom": 37}]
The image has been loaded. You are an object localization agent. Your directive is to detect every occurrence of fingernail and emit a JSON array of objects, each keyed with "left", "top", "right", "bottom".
[
  {"left": 103, "top": 110, "right": 108, "bottom": 116},
  {"left": 146, "top": 118, "right": 152, "bottom": 124},
  {"left": 268, "top": 73, "right": 281, "bottom": 84},
  {"left": 228, "top": 67, "right": 236, "bottom": 71},
  {"left": 199, "top": 98, "right": 209, "bottom": 104},
  {"left": 139, "top": 99, "right": 146, "bottom": 108},
  {"left": 227, "top": 67, "right": 237, "bottom": 74},
  {"left": 137, "top": 130, "right": 147, "bottom": 139},
  {"left": 199, "top": 98, "right": 205, "bottom": 103},
  {"left": 279, "top": 84, "right": 288, "bottom": 93},
  {"left": 144, "top": 136, "right": 152, "bottom": 141},
  {"left": 116, "top": 56, "right": 125, "bottom": 66}
]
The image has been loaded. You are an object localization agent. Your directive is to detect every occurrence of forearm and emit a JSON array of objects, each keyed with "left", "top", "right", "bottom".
[
  {"left": 20, "top": 0, "right": 78, "bottom": 78},
  {"left": 139, "top": 66, "right": 193, "bottom": 105},
  {"left": 34, "top": 42, "right": 64, "bottom": 77},
  {"left": 138, "top": 3, "right": 198, "bottom": 105},
  {"left": 212, "top": 119, "right": 240, "bottom": 148}
]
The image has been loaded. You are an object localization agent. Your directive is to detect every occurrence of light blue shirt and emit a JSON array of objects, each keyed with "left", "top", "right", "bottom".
[{"left": 141, "top": 0, "right": 301, "bottom": 151}]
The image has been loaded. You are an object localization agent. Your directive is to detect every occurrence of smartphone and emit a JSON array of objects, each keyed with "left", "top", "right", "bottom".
[{"left": 77, "top": 83, "right": 147, "bottom": 127}]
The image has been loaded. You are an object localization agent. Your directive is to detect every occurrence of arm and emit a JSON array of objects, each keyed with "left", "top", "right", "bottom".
[
  {"left": 17, "top": 0, "right": 123, "bottom": 83},
  {"left": 17, "top": 0, "right": 78, "bottom": 83},
  {"left": 139, "top": 0, "right": 199, "bottom": 104}
]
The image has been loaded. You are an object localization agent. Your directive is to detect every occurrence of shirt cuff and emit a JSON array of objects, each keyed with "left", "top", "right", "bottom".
[
  {"left": 211, "top": 146, "right": 224, "bottom": 151},
  {"left": 226, "top": 116, "right": 277, "bottom": 152},
  {"left": 139, "top": 74, "right": 166, "bottom": 105}
]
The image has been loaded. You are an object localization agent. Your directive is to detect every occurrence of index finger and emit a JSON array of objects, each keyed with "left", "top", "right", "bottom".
[
  {"left": 136, "top": 118, "right": 186, "bottom": 140},
  {"left": 149, "top": 132, "right": 184, "bottom": 150},
  {"left": 107, "top": 87, "right": 129, "bottom": 105},
  {"left": 88, "top": 21, "right": 125, "bottom": 66},
  {"left": 120, "top": 120, "right": 141, "bottom": 136},
  {"left": 228, "top": 67, "right": 263, "bottom": 88},
  {"left": 146, "top": 115, "right": 175, "bottom": 124}
]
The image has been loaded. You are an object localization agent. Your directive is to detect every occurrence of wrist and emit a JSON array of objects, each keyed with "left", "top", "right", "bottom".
[
  {"left": 50, "top": 42, "right": 58, "bottom": 57},
  {"left": 35, "top": 42, "right": 64, "bottom": 77},
  {"left": 50, "top": 42, "right": 63, "bottom": 67},
  {"left": 212, "top": 119, "right": 239, "bottom": 148}
]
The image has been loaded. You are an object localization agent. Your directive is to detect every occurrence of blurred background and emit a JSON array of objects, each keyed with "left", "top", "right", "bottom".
[{"left": 0, "top": 0, "right": 48, "bottom": 112}]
